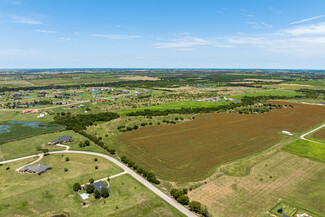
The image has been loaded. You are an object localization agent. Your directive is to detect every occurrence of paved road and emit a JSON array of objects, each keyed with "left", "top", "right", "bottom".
[
  {"left": 300, "top": 123, "right": 325, "bottom": 145},
  {"left": 0, "top": 150, "right": 196, "bottom": 217}
]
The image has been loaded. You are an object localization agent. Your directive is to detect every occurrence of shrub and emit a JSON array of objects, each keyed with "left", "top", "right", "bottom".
[
  {"left": 86, "top": 184, "right": 94, "bottom": 193},
  {"left": 73, "top": 183, "right": 81, "bottom": 191},
  {"left": 89, "top": 178, "right": 95, "bottom": 183},
  {"left": 65, "top": 157, "right": 69, "bottom": 161},
  {"left": 189, "top": 201, "right": 202, "bottom": 213},
  {"left": 95, "top": 166, "right": 98, "bottom": 169},
  {"left": 94, "top": 190, "right": 101, "bottom": 199},
  {"left": 177, "top": 195, "right": 189, "bottom": 205},
  {"left": 94, "top": 158, "right": 98, "bottom": 162},
  {"left": 100, "top": 187, "right": 109, "bottom": 198},
  {"left": 64, "top": 168, "right": 68, "bottom": 172}
]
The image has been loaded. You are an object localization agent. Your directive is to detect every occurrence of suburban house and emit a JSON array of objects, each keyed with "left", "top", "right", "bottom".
[
  {"left": 19, "top": 164, "right": 50, "bottom": 174},
  {"left": 49, "top": 136, "right": 73, "bottom": 145},
  {"left": 83, "top": 181, "right": 111, "bottom": 193}
]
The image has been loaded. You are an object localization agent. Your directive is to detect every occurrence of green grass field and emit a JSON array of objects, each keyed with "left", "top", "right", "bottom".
[
  {"left": 0, "top": 154, "right": 184, "bottom": 217},
  {"left": 0, "top": 130, "right": 107, "bottom": 161},
  {"left": 0, "top": 121, "right": 64, "bottom": 144},
  {"left": 282, "top": 139, "right": 325, "bottom": 163},
  {"left": 230, "top": 89, "right": 304, "bottom": 100}
]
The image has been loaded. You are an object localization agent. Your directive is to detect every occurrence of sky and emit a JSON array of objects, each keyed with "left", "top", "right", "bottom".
[{"left": 1, "top": 0, "right": 325, "bottom": 69}]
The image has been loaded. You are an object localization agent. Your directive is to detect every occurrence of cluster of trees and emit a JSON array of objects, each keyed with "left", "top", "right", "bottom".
[
  {"left": 73, "top": 182, "right": 109, "bottom": 199},
  {"left": 240, "top": 95, "right": 300, "bottom": 105},
  {"left": 170, "top": 188, "right": 210, "bottom": 216},
  {"left": 78, "top": 131, "right": 116, "bottom": 155},
  {"left": 229, "top": 104, "right": 286, "bottom": 114},
  {"left": 121, "top": 156, "right": 160, "bottom": 184},
  {"left": 125, "top": 103, "right": 244, "bottom": 117},
  {"left": 296, "top": 88, "right": 325, "bottom": 99},
  {"left": 78, "top": 140, "right": 90, "bottom": 148},
  {"left": 54, "top": 112, "right": 120, "bottom": 131}
]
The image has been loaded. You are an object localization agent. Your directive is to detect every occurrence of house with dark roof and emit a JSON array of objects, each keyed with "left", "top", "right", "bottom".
[
  {"left": 83, "top": 181, "right": 111, "bottom": 193},
  {"left": 19, "top": 164, "right": 50, "bottom": 174},
  {"left": 49, "top": 136, "right": 73, "bottom": 145}
]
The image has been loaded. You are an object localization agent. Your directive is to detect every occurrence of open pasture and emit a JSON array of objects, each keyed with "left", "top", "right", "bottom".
[
  {"left": 0, "top": 130, "right": 106, "bottom": 161},
  {"left": 117, "top": 102, "right": 325, "bottom": 181},
  {"left": 188, "top": 151, "right": 325, "bottom": 217},
  {"left": 0, "top": 154, "right": 183, "bottom": 217}
]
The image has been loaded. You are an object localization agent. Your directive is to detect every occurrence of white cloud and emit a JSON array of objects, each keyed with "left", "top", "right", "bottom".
[
  {"left": 291, "top": 15, "right": 325, "bottom": 25},
  {"left": 283, "top": 22, "right": 325, "bottom": 35},
  {"left": 247, "top": 21, "right": 273, "bottom": 29},
  {"left": 36, "top": 29, "right": 56, "bottom": 33},
  {"left": 60, "top": 37, "right": 71, "bottom": 41},
  {"left": 92, "top": 34, "right": 139, "bottom": 39},
  {"left": 9, "top": 15, "right": 42, "bottom": 24},
  {"left": 155, "top": 37, "right": 232, "bottom": 49}
]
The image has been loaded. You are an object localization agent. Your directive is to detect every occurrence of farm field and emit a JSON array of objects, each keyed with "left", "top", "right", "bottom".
[
  {"left": 188, "top": 150, "right": 325, "bottom": 217},
  {"left": 0, "top": 154, "right": 184, "bottom": 217},
  {"left": 0, "top": 130, "right": 106, "bottom": 161},
  {"left": 313, "top": 127, "right": 325, "bottom": 140},
  {"left": 117, "top": 102, "right": 325, "bottom": 181}
]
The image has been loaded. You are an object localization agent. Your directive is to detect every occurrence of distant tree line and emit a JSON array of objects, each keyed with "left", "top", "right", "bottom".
[
  {"left": 53, "top": 112, "right": 120, "bottom": 131},
  {"left": 125, "top": 95, "right": 299, "bottom": 117},
  {"left": 296, "top": 88, "right": 325, "bottom": 99}
]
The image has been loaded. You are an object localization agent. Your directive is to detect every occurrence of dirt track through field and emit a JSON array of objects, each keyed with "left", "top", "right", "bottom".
[{"left": 118, "top": 102, "right": 325, "bottom": 181}]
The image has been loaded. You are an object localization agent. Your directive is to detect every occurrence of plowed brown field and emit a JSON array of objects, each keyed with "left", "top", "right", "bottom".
[
  {"left": 118, "top": 102, "right": 325, "bottom": 181},
  {"left": 314, "top": 128, "right": 325, "bottom": 140}
]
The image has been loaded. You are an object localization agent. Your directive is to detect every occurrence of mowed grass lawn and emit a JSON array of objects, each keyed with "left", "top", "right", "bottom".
[
  {"left": 117, "top": 102, "right": 325, "bottom": 181},
  {"left": 283, "top": 139, "right": 325, "bottom": 163},
  {"left": 0, "top": 154, "right": 184, "bottom": 217},
  {"left": 0, "top": 130, "right": 107, "bottom": 161}
]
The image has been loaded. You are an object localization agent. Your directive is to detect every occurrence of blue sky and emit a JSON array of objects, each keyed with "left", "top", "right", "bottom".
[{"left": 1, "top": 0, "right": 325, "bottom": 69}]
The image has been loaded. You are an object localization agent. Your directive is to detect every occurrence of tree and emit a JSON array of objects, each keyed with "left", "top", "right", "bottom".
[
  {"left": 79, "top": 141, "right": 85, "bottom": 148},
  {"left": 177, "top": 195, "right": 189, "bottom": 205},
  {"left": 65, "top": 157, "right": 69, "bottom": 161},
  {"left": 189, "top": 201, "right": 202, "bottom": 213},
  {"left": 95, "top": 166, "right": 98, "bottom": 169},
  {"left": 94, "top": 190, "right": 101, "bottom": 199},
  {"left": 100, "top": 187, "right": 109, "bottom": 198},
  {"left": 84, "top": 140, "right": 90, "bottom": 146},
  {"left": 89, "top": 178, "right": 94, "bottom": 183},
  {"left": 94, "top": 158, "right": 98, "bottom": 162},
  {"left": 64, "top": 168, "right": 68, "bottom": 172},
  {"left": 86, "top": 184, "right": 95, "bottom": 193},
  {"left": 73, "top": 183, "right": 81, "bottom": 191}
]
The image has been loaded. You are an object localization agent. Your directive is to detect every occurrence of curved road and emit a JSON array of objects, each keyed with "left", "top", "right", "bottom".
[
  {"left": 300, "top": 123, "right": 325, "bottom": 145},
  {"left": 0, "top": 150, "right": 196, "bottom": 217}
]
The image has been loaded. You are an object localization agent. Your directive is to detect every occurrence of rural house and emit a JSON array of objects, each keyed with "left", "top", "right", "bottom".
[
  {"left": 19, "top": 164, "right": 50, "bottom": 174},
  {"left": 83, "top": 181, "right": 111, "bottom": 193}
]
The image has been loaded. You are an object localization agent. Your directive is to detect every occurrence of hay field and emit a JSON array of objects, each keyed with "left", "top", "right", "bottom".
[
  {"left": 188, "top": 151, "right": 325, "bottom": 217},
  {"left": 118, "top": 102, "right": 325, "bottom": 181}
]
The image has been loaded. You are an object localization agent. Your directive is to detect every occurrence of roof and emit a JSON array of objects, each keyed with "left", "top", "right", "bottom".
[
  {"left": 84, "top": 181, "right": 111, "bottom": 192},
  {"left": 20, "top": 164, "right": 50, "bottom": 173},
  {"left": 51, "top": 135, "right": 73, "bottom": 143}
]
